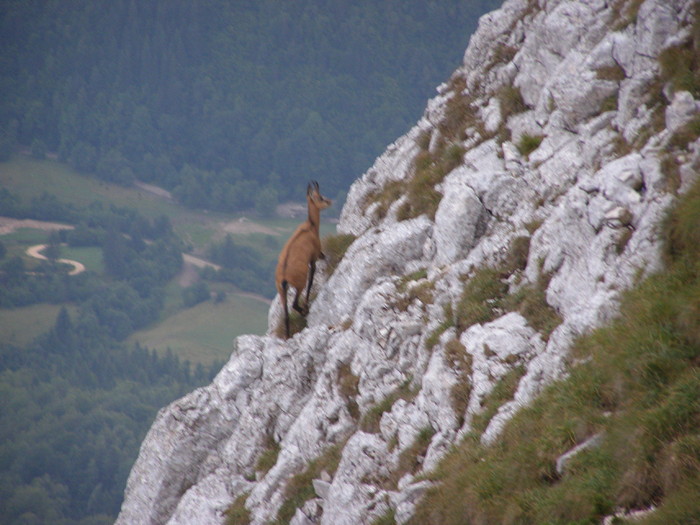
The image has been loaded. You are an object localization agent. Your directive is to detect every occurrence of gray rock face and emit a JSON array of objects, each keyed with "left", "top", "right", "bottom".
[{"left": 116, "top": 1, "right": 700, "bottom": 524}]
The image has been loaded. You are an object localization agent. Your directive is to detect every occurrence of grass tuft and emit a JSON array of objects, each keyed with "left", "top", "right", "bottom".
[
  {"left": 516, "top": 133, "right": 544, "bottom": 158},
  {"left": 224, "top": 494, "right": 251, "bottom": 525},
  {"left": 256, "top": 433, "right": 281, "bottom": 475},
  {"left": 323, "top": 233, "right": 356, "bottom": 276}
]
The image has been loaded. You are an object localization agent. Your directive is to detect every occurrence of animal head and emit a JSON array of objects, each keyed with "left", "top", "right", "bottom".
[{"left": 307, "top": 181, "right": 332, "bottom": 210}]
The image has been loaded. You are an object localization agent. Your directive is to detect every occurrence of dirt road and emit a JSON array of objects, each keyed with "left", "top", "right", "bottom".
[{"left": 26, "top": 244, "right": 86, "bottom": 275}]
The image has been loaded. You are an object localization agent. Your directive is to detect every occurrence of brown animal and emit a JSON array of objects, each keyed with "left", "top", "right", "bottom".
[{"left": 275, "top": 181, "right": 332, "bottom": 338}]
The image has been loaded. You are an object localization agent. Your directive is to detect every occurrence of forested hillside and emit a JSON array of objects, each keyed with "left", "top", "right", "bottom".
[
  {"left": 0, "top": 201, "right": 222, "bottom": 524},
  {"left": 0, "top": 0, "right": 500, "bottom": 211}
]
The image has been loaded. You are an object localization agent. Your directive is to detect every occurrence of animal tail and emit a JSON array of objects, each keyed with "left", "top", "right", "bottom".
[{"left": 281, "top": 279, "right": 290, "bottom": 338}]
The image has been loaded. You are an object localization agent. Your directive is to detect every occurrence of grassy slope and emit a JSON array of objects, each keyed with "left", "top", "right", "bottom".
[
  {"left": 409, "top": 178, "right": 700, "bottom": 524},
  {"left": 0, "top": 155, "right": 315, "bottom": 364}
]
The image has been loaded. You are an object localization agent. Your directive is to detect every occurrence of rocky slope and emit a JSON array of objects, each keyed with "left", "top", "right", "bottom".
[{"left": 116, "top": 0, "right": 699, "bottom": 523}]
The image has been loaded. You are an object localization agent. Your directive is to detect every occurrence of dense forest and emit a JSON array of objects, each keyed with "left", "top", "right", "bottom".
[{"left": 0, "top": 0, "right": 500, "bottom": 212}]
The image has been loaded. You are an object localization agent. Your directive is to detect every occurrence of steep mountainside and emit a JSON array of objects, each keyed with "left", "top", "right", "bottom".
[{"left": 117, "top": 0, "right": 699, "bottom": 523}]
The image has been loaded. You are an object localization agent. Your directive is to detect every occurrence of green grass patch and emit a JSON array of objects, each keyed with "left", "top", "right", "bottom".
[
  {"left": 453, "top": 267, "right": 509, "bottom": 333},
  {"left": 0, "top": 304, "right": 77, "bottom": 348},
  {"left": 129, "top": 292, "right": 269, "bottom": 365},
  {"left": 256, "top": 434, "right": 282, "bottom": 475},
  {"left": 516, "top": 133, "right": 544, "bottom": 158},
  {"left": 444, "top": 338, "right": 473, "bottom": 427},
  {"left": 380, "top": 426, "right": 436, "bottom": 490},
  {"left": 60, "top": 245, "right": 104, "bottom": 273},
  {"left": 274, "top": 441, "right": 346, "bottom": 524},
  {"left": 409, "top": 177, "right": 700, "bottom": 524},
  {"left": 360, "top": 379, "right": 419, "bottom": 434},
  {"left": 224, "top": 494, "right": 251, "bottom": 525},
  {"left": 497, "top": 85, "right": 528, "bottom": 118},
  {"left": 322, "top": 233, "right": 356, "bottom": 277}
]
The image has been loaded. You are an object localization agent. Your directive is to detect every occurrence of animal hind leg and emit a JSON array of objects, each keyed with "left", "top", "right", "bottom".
[
  {"left": 302, "top": 261, "right": 316, "bottom": 316},
  {"left": 281, "top": 280, "right": 291, "bottom": 338}
]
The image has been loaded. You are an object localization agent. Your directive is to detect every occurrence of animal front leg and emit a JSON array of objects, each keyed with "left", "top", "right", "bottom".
[
  {"left": 292, "top": 289, "right": 305, "bottom": 312},
  {"left": 303, "top": 261, "right": 316, "bottom": 316}
]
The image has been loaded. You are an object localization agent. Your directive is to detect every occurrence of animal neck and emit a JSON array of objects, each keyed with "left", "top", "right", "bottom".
[{"left": 307, "top": 202, "right": 320, "bottom": 233}]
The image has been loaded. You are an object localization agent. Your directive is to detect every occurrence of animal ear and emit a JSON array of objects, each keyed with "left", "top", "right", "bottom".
[
  {"left": 307, "top": 182, "right": 313, "bottom": 195},
  {"left": 313, "top": 180, "right": 319, "bottom": 192}
]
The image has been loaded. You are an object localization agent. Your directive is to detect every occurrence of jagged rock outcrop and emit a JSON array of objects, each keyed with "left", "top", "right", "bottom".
[{"left": 116, "top": 0, "right": 700, "bottom": 523}]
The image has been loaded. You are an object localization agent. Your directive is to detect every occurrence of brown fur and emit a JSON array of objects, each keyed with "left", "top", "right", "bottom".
[{"left": 275, "top": 181, "right": 331, "bottom": 338}]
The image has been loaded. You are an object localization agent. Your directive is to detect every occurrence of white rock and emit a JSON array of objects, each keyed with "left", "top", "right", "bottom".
[{"left": 666, "top": 90, "right": 700, "bottom": 133}]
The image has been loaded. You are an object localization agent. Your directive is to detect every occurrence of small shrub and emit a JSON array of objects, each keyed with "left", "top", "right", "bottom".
[
  {"left": 613, "top": 133, "right": 634, "bottom": 156},
  {"left": 364, "top": 179, "right": 406, "bottom": 220},
  {"left": 394, "top": 272, "right": 434, "bottom": 311},
  {"left": 497, "top": 85, "right": 528, "bottom": 117},
  {"left": 516, "top": 133, "right": 544, "bottom": 158},
  {"left": 668, "top": 114, "right": 700, "bottom": 151},
  {"left": 504, "top": 235, "right": 531, "bottom": 273},
  {"left": 397, "top": 268, "right": 428, "bottom": 292},
  {"left": 439, "top": 77, "right": 478, "bottom": 142},
  {"left": 524, "top": 218, "right": 544, "bottom": 234},
  {"left": 425, "top": 305, "right": 453, "bottom": 351},
  {"left": 610, "top": 0, "right": 645, "bottom": 30},
  {"left": 659, "top": 114, "right": 700, "bottom": 194},
  {"left": 417, "top": 129, "right": 432, "bottom": 150},
  {"left": 491, "top": 43, "right": 518, "bottom": 67},
  {"left": 659, "top": 42, "right": 700, "bottom": 97}
]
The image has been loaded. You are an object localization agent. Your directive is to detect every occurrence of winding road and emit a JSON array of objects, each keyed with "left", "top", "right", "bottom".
[{"left": 26, "top": 244, "right": 86, "bottom": 276}]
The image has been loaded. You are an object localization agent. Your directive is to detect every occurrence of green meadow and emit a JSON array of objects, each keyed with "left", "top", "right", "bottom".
[
  {"left": 0, "top": 304, "right": 78, "bottom": 348},
  {"left": 128, "top": 292, "right": 270, "bottom": 366}
]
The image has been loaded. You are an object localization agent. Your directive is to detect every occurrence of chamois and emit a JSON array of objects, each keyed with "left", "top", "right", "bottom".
[{"left": 275, "top": 181, "right": 332, "bottom": 338}]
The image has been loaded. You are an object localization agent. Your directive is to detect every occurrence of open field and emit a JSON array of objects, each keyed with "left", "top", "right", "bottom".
[
  {"left": 128, "top": 293, "right": 270, "bottom": 365},
  {"left": 60, "top": 245, "right": 104, "bottom": 273},
  {"left": 0, "top": 304, "right": 77, "bottom": 348}
]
